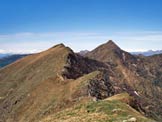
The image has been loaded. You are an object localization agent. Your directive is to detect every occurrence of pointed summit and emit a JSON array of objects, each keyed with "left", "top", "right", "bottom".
[
  {"left": 106, "top": 40, "right": 115, "bottom": 44},
  {"left": 52, "top": 43, "right": 65, "bottom": 48},
  {"left": 105, "top": 40, "right": 121, "bottom": 50},
  {"left": 85, "top": 40, "right": 122, "bottom": 62},
  {"left": 85, "top": 40, "right": 135, "bottom": 63},
  {"left": 48, "top": 43, "right": 74, "bottom": 55}
]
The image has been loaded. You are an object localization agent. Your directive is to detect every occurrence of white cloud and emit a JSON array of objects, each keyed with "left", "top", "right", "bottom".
[
  {"left": 0, "top": 31, "right": 162, "bottom": 53},
  {"left": 0, "top": 49, "right": 5, "bottom": 53},
  {"left": 124, "top": 49, "right": 148, "bottom": 52}
]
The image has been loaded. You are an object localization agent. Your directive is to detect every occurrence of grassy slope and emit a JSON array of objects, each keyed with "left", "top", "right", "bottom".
[
  {"left": 0, "top": 55, "right": 100, "bottom": 122},
  {"left": 0, "top": 44, "right": 70, "bottom": 97},
  {"left": 41, "top": 93, "right": 154, "bottom": 122},
  {"left": 0, "top": 44, "right": 75, "bottom": 122},
  {"left": 14, "top": 71, "right": 100, "bottom": 122}
]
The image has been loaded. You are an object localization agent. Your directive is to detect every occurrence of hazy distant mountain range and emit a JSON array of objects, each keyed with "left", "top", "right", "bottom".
[
  {"left": 0, "top": 54, "right": 11, "bottom": 58},
  {"left": 79, "top": 49, "right": 162, "bottom": 56},
  {"left": 131, "top": 50, "right": 162, "bottom": 56},
  {"left": 0, "top": 49, "right": 162, "bottom": 69},
  {"left": 0, "top": 54, "right": 28, "bottom": 68}
]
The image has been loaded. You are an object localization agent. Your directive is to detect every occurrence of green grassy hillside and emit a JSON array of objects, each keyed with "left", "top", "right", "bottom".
[{"left": 41, "top": 93, "right": 154, "bottom": 122}]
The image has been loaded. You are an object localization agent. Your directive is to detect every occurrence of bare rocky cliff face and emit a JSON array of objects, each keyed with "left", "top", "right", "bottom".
[
  {"left": 87, "top": 71, "right": 116, "bottom": 100},
  {"left": 61, "top": 52, "right": 108, "bottom": 79}
]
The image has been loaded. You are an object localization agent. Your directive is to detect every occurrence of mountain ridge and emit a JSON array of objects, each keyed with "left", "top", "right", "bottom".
[{"left": 0, "top": 40, "right": 162, "bottom": 122}]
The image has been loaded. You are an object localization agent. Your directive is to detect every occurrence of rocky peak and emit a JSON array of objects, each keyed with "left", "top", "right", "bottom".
[
  {"left": 104, "top": 40, "right": 121, "bottom": 50},
  {"left": 85, "top": 40, "right": 123, "bottom": 63}
]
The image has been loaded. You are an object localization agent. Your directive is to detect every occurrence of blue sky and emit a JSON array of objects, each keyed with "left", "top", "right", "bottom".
[{"left": 0, "top": 0, "right": 162, "bottom": 53}]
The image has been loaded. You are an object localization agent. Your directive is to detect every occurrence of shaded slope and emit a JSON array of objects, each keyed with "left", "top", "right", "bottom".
[{"left": 146, "top": 54, "right": 162, "bottom": 87}]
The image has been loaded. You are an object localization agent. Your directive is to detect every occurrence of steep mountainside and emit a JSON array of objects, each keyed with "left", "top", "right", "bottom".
[
  {"left": 0, "top": 44, "right": 109, "bottom": 122},
  {"left": 85, "top": 40, "right": 162, "bottom": 121},
  {"left": 145, "top": 54, "right": 162, "bottom": 87},
  {"left": 0, "top": 41, "right": 161, "bottom": 122}
]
